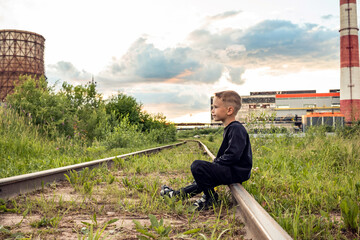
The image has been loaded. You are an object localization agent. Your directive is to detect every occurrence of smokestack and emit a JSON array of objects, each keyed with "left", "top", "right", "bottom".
[{"left": 340, "top": 0, "right": 360, "bottom": 123}]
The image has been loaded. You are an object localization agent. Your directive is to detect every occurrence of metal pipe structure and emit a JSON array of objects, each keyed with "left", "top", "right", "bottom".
[
  {"left": 340, "top": 0, "right": 360, "bottom": 122},
  {"left": 0, "top": 29, "right": 45, "bottom": 101}
]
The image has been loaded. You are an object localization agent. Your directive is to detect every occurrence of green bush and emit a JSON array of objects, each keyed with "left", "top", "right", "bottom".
[
  {"left": 104, "top": 116, "right": 148, "bottom": 148},
  {"left": 1, "top": 76, "right": 177, "bottom": 177},
  {"left": 149, "top": 124, "right": 177, "bottom": 144},
  {"left": 105, "top": 93, "right": 142, "bottom": 127},
  {"left": 5, "top": 75, "right": 176, "bottom": 145},
  {"left": 6, "top": 76, "right": 108, "bottom": 143}
]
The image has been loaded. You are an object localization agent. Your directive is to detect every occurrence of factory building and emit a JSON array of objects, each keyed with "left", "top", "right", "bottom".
[
  {"left": 275, "top": 91, "right": 340, "bottom": 118},
  {"left": 210, "top": 90, "right": 341, "bottom": 125}
]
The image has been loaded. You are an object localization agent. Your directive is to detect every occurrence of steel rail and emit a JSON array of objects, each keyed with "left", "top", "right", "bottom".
[
  {"left": 0, "top": 142, "right": 186, "bottom": 199},
  {"left": 195, "top": 140, "right": 293, "bottom": 240},
  {"left": 1, "top": 139, "right": 292, "bottom": 239}
]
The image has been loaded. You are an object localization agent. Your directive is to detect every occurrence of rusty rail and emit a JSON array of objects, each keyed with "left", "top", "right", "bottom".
[{"left": 0, "top": 142, "right": 186, "bottom": 199}]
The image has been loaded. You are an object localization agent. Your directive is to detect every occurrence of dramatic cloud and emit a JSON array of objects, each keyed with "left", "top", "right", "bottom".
[
  {"left": 241, "top": 21, "right": 337, "bottom": 55},
  {"left": 188, "top": 19, "right": 339, "bottom": 69},
  {"left": 241, "top": 20, "right": 339, "bottom": 69},
  {"left": 98, "top": 37, "right": 241, "bottom": 85},
  {"left": 127, "top": 38, "right": 200, "bottom": 79},
  {"left": 92, "top": 18, "right": 339, "bottom": 89},
  {"left": 99, "top": 38, "right": 200, "bottom": 83}
]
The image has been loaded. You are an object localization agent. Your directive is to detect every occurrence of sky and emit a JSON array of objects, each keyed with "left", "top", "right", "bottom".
[{"left": 1, "top": 0, "right": 346, "bottom": 123}]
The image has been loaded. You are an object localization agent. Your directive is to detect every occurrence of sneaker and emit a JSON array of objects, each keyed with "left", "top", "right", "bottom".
[
  {"left": 193, "top": 193, "right": 218, "bottom": 211},
  {"left": 160, "top": 185, "right": 176, "bottom": 198}
]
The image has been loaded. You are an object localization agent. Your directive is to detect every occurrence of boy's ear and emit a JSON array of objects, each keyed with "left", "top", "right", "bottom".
[{"left": 227, "top": 106, "right": 234, "bottom": 115}]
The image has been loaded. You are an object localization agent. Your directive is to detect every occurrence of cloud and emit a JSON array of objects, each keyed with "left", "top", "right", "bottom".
[
  {"left": 201, "top": 10, "right": 242, "bottom": 29},
  {"left": 206, "top": 10, "right": 242, "bottom": 22},
  {"left": 130, "top": 39, "right": 199, "bottom": 79},
  {"left": 133, "top": 87, "right": 208, "bottom": 110},
  {"left": 95, "top": 10, "right": 248, "bottom": 86},
  {"left": 321, "top": 14, "right": 335, "bottom": 20},
  {"left": 49, "top": 19, "right": 338, "bottom": 98},
  {"left": 46, "top": 61, "right": 92, "bottom": 84},
  {"left": 98, "top": 37, "right": 241, "bottom": 85},
  {"left": 183, "top": 62, "right": 223, "bottom": 83},
  {"left": 188, "top": 28, "right": 239, "bottom": 50},
  {"left": 187, "top": 19, "right": 339, "bottom": 70},
  {"left": 241, "top": 20, "right": 339, "bottom": 68},
  {"left": 100, "top": 38, "right": 200, "bottom": 82},
  {"left": 241, "top": 20, "right": 335, "bottom": 54},
  {"left": 227, "top": 66, "right": 246, "bottom": 84},
  {"left": 130, "top": 83, "right": 212, "bottom": 118}
]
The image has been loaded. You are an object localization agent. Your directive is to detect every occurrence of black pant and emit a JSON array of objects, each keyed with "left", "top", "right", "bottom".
[{"left": 181, "top": 160, "right": 234, "bottom": 198}]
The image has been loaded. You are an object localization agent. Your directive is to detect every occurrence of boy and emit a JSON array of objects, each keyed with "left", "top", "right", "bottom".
[{"left": 161, "top": 90, "right": 252, "bottom": 210}]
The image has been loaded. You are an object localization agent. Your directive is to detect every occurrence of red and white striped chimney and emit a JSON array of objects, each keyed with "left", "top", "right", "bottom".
[{"left": 340, "top": 0, "right": 360, "bottom": 123}]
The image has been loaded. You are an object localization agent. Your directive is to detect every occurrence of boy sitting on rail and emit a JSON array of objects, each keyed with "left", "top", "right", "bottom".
[{"left": 161, "top": 90, "right": 253, "bottom": 210}]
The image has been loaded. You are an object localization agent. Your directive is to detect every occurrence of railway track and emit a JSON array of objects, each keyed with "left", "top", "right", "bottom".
[{"left": 0, "top": 141, "right": 292, "bottom": 240}]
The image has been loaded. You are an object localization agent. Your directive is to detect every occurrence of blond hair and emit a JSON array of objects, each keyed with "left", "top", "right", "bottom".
[{"left": 215, "top": 90, "right": 242, "bottom": 113}]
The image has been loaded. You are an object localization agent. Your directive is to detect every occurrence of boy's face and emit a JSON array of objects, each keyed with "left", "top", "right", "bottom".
[{"left": 211, "top": 97, "right": 229, "bottom": 122}]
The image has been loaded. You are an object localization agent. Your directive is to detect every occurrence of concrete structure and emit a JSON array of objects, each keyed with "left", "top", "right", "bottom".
[
  {"left": 0, "top": 30, "right": 45, "bottom": 101},
  {"left": 302, "top": 112, "right": 344, "bottom": 131},
  {"left": 340, "top": 0, "right": 360, "bottom": 122}
]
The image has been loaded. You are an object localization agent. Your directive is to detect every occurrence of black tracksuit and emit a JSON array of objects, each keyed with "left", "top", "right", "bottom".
[{"left": 182, "top": 121, "right": 252, "bottom": 198}]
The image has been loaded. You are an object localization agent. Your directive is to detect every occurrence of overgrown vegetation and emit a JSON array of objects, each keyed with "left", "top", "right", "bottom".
[
  {"left": 197, "top": 124, "right": 360, "bottom": 240},
  {"left": 0, "top": 75, "right": 176, "bottom": 178},
  {"left": 0, "top": 142, "right": 245, "bottom": 239}
]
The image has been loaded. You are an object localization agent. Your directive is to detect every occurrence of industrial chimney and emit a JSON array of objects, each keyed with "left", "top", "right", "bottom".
[{"left": 340, "top": 0, "right": 360, "bottom": 123}]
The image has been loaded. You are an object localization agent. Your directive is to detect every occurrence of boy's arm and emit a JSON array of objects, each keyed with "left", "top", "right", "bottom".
[{"left": 213, "top": 127, "right": 247, "bottom": 166}]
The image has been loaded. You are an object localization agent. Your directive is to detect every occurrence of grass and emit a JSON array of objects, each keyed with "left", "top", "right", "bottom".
[
  {"left": 2, "top": 105, "right": 359, "bottom": 239},
  {"left": 0, "top": 107, "right": 176, "bottom": 178},
  {"left": 0, "top": 142, "right": 245, "bottom": 239},
  {"left": 197, "top": 126, "right": 360, "bottom": 240}
]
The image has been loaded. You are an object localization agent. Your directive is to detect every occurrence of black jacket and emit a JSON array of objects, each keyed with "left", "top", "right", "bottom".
[{"left": 213, "top": 121, "right": 252, "bottom": 183}]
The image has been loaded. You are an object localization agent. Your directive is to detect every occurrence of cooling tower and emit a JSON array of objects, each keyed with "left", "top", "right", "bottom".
[{"left": 0, "top": 29, "right": 45, "bottom": 101}]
